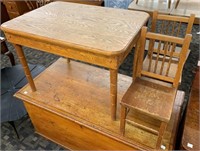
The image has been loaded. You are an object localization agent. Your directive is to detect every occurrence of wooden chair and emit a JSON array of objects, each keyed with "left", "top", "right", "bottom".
[
  {"left": 150, "top": 11, "right": 195, "bottom": 38},
  {"left": 120, "top": 27, "right": 192, "bottom": 149},
  {"left": 142, "top": 11, "right": 195, "bottom": 81}
]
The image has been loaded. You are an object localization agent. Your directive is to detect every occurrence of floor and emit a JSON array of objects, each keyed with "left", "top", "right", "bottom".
[{"left": 0, "top": 9, "right": 199, "bottom": 151}]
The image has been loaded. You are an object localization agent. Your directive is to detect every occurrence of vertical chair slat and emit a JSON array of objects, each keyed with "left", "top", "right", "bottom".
[
  {"left": 154, "top": 40, "right": 162, "bottom": 73},
  {"left": 171, "top": 21, "right": 176, "bottom": 36},
  {"left": 160, "top": 20, "right": 165, "bottom": 34},
  {"left": 175, "top": 22, "right": 182, "bottom": 37},
  {"left": 148, "top": 39, "right": 155, "bottom": 72},
  {"left": 166, "top": 43, "right": 176, "bottom": 76},
  {"left": 164, "top": 20, "right": 171, "bottom": 35},
  {"left": 160, "top": 41, "right": 169, "bottom": 75}
]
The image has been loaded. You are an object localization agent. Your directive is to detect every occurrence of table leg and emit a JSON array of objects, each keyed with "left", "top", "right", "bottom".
[
  {"left": 133, "top": 41, "right": 140, "bottom": 81},
  {"left": 110, "top": 69, "right": 118, "bottom": 120},
  {"left": 66, "top": 58, "right": 70, "bottom": 63},
  {"left": 175, "top": 0, "right": 180, "bottom": 9},
  {"left": 168, "top": 0, "right": 171, "bottom": 9},
  {"left": 13, "top": 44, "right": 36, "bottom": 92}
]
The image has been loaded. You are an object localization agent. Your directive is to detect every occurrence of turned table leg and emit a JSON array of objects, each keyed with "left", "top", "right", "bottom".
[
  {"left": 110, "top": 69, "right": 118, "bottom": 120},
  {"left": 13, "top": 44, "right": 36, "bottom": 92}
]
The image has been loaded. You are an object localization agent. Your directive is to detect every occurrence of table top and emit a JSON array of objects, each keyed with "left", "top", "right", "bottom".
[
  {"left": 171, "top": 0, "right": 200, "bottom": 18},
  {"left": 128, "top": 0, "right": 175, "bottom": 15},
  {"left": 1, "top": 1, "right": 149, "bottom": 56}
]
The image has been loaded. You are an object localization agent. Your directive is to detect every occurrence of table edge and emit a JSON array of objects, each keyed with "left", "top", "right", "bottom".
[{"left": 1, "top": 25, "right": 138, "bottom": 57}]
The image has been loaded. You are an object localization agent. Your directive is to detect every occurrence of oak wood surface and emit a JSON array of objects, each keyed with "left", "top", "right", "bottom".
[
  {"left": 15, "top": 58, "right": 185, "bottom": 150},
  {"left": 1, "top": 1, "right": 149, "bottom": 56},
  {"left": 122, "top": 78, "right": 177, "bottom": 122},
  {"left": 2, "top": 1, "right": 149, "bottom": 120},
  {"left": 120, "top": 27, "right": 191, "bottom": 149}
]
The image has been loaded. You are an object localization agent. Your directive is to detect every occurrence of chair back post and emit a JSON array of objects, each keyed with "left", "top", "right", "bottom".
[
  {"left": 151, "top": 11, "right": 158, "bottom": 33},
  {"left": 186, "top": 14, "right": 195, "bottom": 35},
  {"left": 173, "top": 34, "right": 192, "bottom": 87},
  {"left": 136, "top": 27, "right": 147, "bottom": 78},
  {"left": 148, "top": 11, "right": 158, "bottom": 57}
]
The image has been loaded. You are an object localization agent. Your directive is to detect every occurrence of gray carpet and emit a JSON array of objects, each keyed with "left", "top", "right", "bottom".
[{"left": 1, "top": 21, "right": 199, "bottom": 150}]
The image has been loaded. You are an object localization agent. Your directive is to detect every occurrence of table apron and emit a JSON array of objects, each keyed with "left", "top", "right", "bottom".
[{"left": 5, "top": 33, "right": 123, "bottom": 69}]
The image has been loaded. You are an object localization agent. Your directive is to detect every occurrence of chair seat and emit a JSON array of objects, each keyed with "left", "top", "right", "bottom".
[{"left": 121, "top": 78, "right": 177, "bottom": 122}]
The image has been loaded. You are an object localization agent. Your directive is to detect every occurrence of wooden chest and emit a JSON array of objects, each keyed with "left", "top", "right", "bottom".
[{"left": 15, "top": 58, "right": 185, "bottom": 150}]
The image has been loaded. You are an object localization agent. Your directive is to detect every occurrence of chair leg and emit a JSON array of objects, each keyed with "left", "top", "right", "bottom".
[
  {"left": 175, "top": 0, "right": 180, "bottom": 9},
  {"left": 168, "top": 0, "right": 171, "bottom": 9},
  {"left": 8, "top": 121, "right": 20, "bottom": 139},
  {"left": 120, "top": 105, "right": 127, "bottom": 136},
  {"left": 156, "top": 122, "right": 167, "bottom": 149}
]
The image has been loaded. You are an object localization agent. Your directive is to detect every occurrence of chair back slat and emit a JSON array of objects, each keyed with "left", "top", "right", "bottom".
[
  {"left": 166, "top": 43, "right": 176, "bottom": 76},
  {"left": 160, "top": 41, "right": 169, "bottom": 75},
  {"left": 137, "top": 27, "right": 192, "bottom": 88},
  {"left": 171, "top": 21, "right": 176, "bottom": 36},
  {"left": 146, "top": 32, "right": 184, "bottom": 44},
  {"left": 153, "top": 40, "right": 162, "bottom": 73},
  {"left": 157, "top": 15, "right": 190, "bottom": 22}
]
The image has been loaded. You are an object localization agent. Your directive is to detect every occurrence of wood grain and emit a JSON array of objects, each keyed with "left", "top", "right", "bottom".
[
  {"left": 1, "top": 1, "right": 149, "bottom": 56},
  {"left": 122, "top": 78, "right": 177, "bottom": 122},
  {"left": 13, "top": 44, "right": 36, "bottom": 91},
  {"left": 120, "top": 27, "right": 191, "bottom": 149},
  {"left": 24, "top": 102, "right": 136, "bottom": 150},
  {"left": 15, "top": 58, "right": 185, "bottom": 150},
  {"left": 2, "top": 1, "right": 149, "bottom": 119}
]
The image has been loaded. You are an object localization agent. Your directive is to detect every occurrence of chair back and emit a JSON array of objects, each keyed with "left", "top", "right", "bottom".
[
  {"left": 136, "top": 27, "right": 192, "bottom": 88},
  {"left": 151, "top": 11, "right": 195, "bottom": 38}
]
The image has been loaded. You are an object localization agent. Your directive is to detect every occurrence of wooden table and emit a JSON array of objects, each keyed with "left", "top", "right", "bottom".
[{"left": 1, "top": 1, "right": 149, "bottom": 120}]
